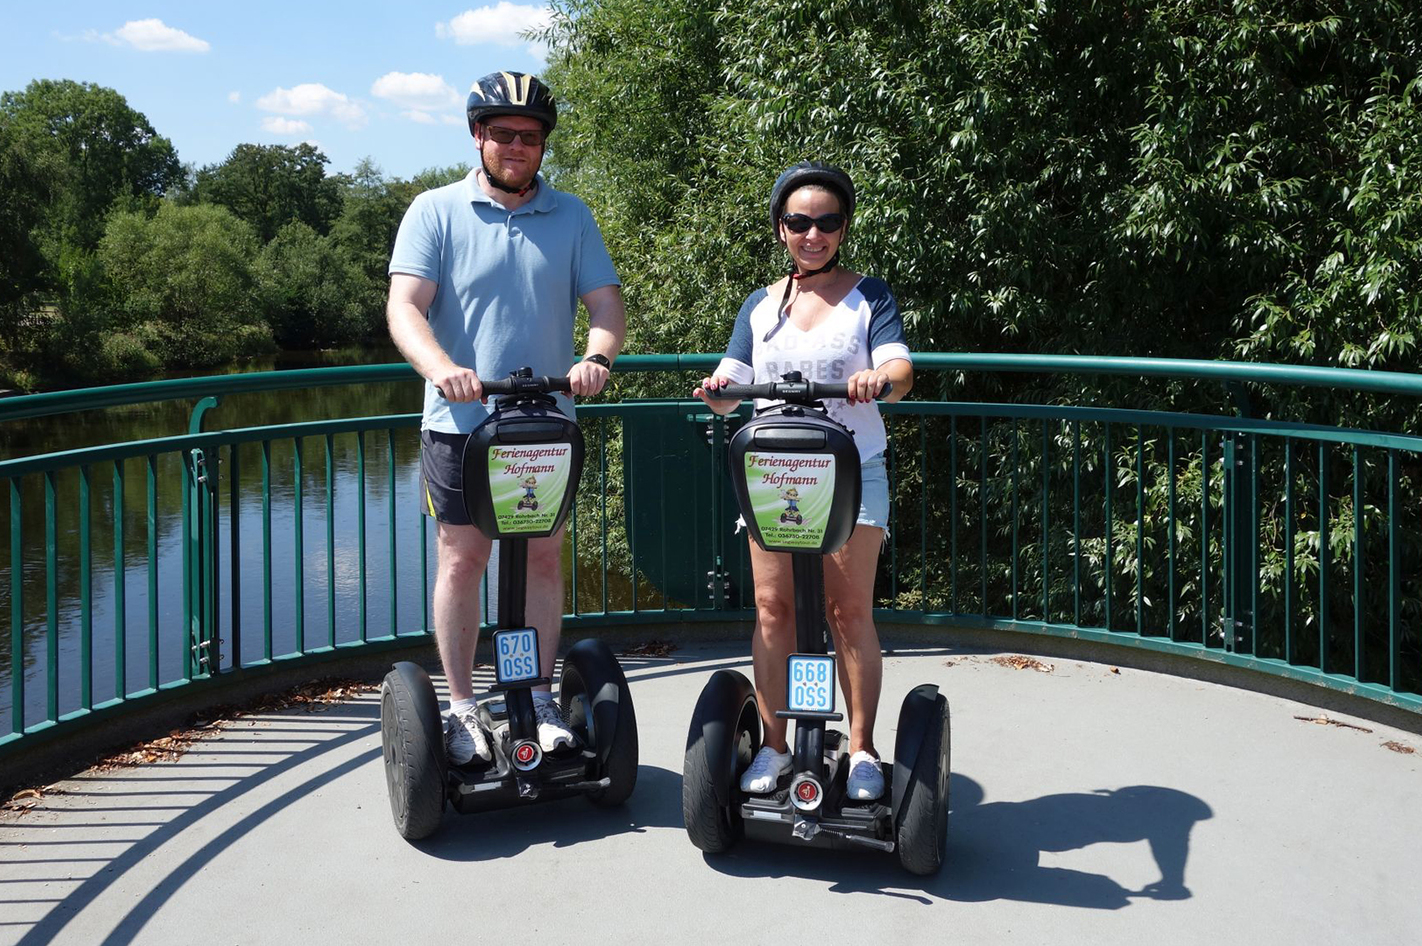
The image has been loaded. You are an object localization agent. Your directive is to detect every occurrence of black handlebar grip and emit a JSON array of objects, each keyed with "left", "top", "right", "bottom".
[
  {"left": 480, "top": 375, "right": 572, "bottom": 396},
  {"left": 435, "top": 375, "right": 572, "bottom": 399}
]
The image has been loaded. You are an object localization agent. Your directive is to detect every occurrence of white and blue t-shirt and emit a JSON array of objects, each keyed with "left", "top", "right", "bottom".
[
  {"left": 389, "top": 171, "right": 621, "bottom": 433},
  {"left": 715, "top": 276, "right": 912, "bottom": 461}
]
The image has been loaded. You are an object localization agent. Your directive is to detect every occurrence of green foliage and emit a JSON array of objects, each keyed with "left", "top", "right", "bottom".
[
  {"left": 256, "top": 222, "right": 372, "bottom": 347},
  {"left": 0, "top": 79, "right": 182, "bottom": 254},
  {"left": 0, "top": 116, "right": 52, "bottom": 323},
  {"left": 191, "top": 143, "right": 344, "bottom": 242},
  {"left": 542, "top": 0, "right": 1422, "bottom": 385},
  {"left": 98, "top": 202, "right": 272, "bottom": 368},
  {"left": 325, "top": 159, "right": 465, "bottom": 329},
  {"left": 0, "top": 77, "right": 470, "bottom": 389}
]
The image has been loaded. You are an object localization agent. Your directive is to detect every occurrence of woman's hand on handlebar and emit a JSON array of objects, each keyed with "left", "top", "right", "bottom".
[
  {"left": 846, "top": 368, "right": 891, "bottom": 405},
  {"left": 693, "top": 375, "right": 740, "bottom": 415},
  {"left": 431, "top": 362, "right": 483, "bottom": 403}
]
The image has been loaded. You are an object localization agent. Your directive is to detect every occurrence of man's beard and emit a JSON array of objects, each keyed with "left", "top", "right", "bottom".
[{"left": 482, "top": 144, "right": 541, "bottom": 193}]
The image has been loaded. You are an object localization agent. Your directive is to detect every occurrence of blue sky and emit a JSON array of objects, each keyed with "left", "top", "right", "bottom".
[{"left": 0, "top": 1, "right": 552, "bottom": 180}]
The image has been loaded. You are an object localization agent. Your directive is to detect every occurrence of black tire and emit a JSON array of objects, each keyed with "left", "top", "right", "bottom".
[
  {"left": 683, "top": 672, "right": 759, "bottom": 853},
  {"left": 895, "top": 695, "right": 950, "bottom": 875},
  {"left": 380, "top": 663, "right": 447, "bottom": 840},
  {"left": 560, "top": 639, "right": 638, "bottom": 807}
]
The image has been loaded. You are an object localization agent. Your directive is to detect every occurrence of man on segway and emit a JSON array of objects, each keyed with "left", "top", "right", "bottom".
[{"left": 386, "top": 70, "right": 626, "bottom": 765}]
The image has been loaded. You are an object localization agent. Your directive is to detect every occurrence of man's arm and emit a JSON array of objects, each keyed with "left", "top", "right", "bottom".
[
  {"left": 567, "top": 283, "right": 626, "bottom": 396},
  {"left": 386, "top": 273, "right": 483, "bottom": 402}
]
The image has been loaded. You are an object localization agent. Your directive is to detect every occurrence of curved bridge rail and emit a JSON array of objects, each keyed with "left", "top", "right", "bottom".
[{"left": 2, "top": 354, "right": 1420, "bottom": 764}]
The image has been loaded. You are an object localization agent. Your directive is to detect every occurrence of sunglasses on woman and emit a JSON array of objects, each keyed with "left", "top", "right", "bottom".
[
  {"left": 482, "top": 124, "right": 547, "bottom": 147},
  {"left": 781, "top": 212, "right": 845, "bottom": 234}
]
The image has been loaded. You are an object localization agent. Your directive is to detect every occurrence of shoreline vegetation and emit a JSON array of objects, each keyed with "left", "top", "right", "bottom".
[{"left": 1, "top": 78, "right": 469, "bottom": 394}]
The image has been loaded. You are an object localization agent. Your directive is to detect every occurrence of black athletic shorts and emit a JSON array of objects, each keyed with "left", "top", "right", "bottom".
[{"left": 420, "top": 429, "right": 473, "bottom": 525}]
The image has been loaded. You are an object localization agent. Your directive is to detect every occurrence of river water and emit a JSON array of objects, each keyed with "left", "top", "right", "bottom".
[{"left": 3, "top": 349, "right": 460, "bottom": 733}]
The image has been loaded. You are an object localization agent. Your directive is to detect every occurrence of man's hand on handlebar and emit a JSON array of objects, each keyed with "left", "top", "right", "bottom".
[
  {"left": 568, "top": 359, "right": 610, "bottom": 397},
  {"left": 432, "top": 363, "right": 483, "bottom": 403}
]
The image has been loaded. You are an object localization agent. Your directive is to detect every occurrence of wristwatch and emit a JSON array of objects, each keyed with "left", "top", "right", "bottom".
[{"left": 582, "top": 353, "right": 612, "bottom": 369}]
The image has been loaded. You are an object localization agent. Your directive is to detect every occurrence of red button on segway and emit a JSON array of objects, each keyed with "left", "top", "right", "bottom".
[
  {"left": 796, "top": 781, "right": 818, "bottom": 802},
  {"left": 515, "top": 744, "right": 536, "bottom": 764}
]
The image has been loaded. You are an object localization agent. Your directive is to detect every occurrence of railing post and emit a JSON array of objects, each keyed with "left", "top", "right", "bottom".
[
  {"left": 185, "top": 448, "right": 220, "bottom": 677},
  {"left": 1223, "top": 433, "right": 1256, "bottom": 654},
  {"left": 702, "top": 411, "right": 732, "bottom": 609},
  {"left": 186, "top": 396, "right": 223, "bottom": 678}
]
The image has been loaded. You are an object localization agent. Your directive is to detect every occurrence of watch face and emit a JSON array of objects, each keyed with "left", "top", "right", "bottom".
[{"left": 584, "top": 353, "right": 611, "bottom": 368}]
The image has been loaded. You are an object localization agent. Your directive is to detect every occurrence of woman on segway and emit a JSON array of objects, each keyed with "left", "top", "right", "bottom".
[{"left": 693, "top": 161, "right": 913, "bottom": 802}]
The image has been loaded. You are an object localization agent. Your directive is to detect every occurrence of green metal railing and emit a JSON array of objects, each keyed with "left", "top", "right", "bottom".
[{"left": 2, "top": 354, "right": 1420, "bottom": 762}]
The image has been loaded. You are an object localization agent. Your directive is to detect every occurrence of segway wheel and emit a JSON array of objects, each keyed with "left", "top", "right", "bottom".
[
  {"left": 894, "top": 692, "right": 950, "bottom": 875},
  {"left": 380, "top": 662, "right": 447, "bottom": 840},
  {"left": 560, "top": 639, "right": 638, "bottom": 807},
  {"left": 683, "top": 670, "right": 759, "bottom": 853}
]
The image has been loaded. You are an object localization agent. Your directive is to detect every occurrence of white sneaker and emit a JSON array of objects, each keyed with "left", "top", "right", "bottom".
[
  {"left": 444, "top": 708, "right": 492, "bottom": 765},
  {"left": 534, "top": 698, "right": 576, "bottom": 752},
  {"left": 846, "top": 750, "right": 884, "bottom": 801},
  {"left": 740, "top": 745, "right": 791, "bottom": 793}
]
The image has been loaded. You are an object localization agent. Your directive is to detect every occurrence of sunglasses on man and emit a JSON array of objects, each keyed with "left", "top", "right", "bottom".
[
  {"left": 482, "top": 124, "right": 547, "bottom": 147},
  {"left": 781, "top": 212, "right": 846, "bottom": 234}
]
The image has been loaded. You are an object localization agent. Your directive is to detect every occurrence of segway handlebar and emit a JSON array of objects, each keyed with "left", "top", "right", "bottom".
[
  {"left": 480, "top": 374, "right": 572, "bottom": 396},
  {"left": 706, "top": 379, "right": 893, "bottom": 405},
  {"left": 435, "top": 372, "right": 572, "bottom": 399}
]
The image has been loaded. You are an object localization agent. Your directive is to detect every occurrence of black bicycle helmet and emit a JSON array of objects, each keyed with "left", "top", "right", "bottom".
[
  {"left": 768, "top": 161, "right": 855, "bottom": 241},
  {"left": 466, "top": 71, "right": 558, "bottom": 135}
]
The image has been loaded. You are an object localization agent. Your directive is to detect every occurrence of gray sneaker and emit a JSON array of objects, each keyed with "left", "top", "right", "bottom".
[
  {"left": 534, "top": 698, "right": 576, "bottom": 752},
  {"left": 846, "top": 750, "right": 884, "bottom": 801},
  {"left": 444, "top": 708, "right": 492, "bottom": 765},
  {"left": 740, "top": 745, "right": 791, "bottom": 793}
]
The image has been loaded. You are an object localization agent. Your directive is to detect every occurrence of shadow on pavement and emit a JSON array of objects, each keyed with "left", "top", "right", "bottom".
[
  {"left": 702, "top": 773, "right": 1213, "bottom": 907},
  {"left": 416, "top": 763, "right": 686, "bottom": 862}
]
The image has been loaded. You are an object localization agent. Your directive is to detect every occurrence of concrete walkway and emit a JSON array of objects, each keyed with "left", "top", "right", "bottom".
[{"left": 2, "top": 640, "right": 1419, "bottom": 946}]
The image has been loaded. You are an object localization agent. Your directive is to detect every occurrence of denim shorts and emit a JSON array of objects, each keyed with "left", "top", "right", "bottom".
[
  {"left": 857, "top": 455, "right": 890, "bottom": 530},
  {"left": 736, "top": 453, "right": 890, "bottom": 534}
]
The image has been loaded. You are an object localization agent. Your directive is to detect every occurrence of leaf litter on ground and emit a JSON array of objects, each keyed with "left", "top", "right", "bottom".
[{"left": 2, "top": 677, "right": 378, "bottom": 815}]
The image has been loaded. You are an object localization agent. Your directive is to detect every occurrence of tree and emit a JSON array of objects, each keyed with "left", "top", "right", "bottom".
[
  {"left": 326, "top": 159, "right": 472, "bottom": 325},
  {"left": 257, "top": 221, "right": 372, "bottom": 347},
  {"left": 193, "top": 143, "right": 343, "bottom": 242},
  {"left": 0, "top": 79, "right": 182, "bottom": 253},
  {"left": 99, "top": 202, "right": 272, "bottom": 367},
  {"left": 0, "top": 115, "right": 54, "bottom": 343},
  {"left": 540, "top": 0, "right": 1422, "bottom": 397}
]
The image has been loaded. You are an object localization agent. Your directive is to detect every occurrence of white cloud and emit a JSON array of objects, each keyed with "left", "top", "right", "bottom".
[
  {"left": 110, "top": 19, "right": 211, "bottom": 53},
  {"left": 228, "top": 91, "right": 241, "bottom": 104},
  {"left": 442, "top": 114, "right": 465, "bottom": 126},
  {"left": 437, "top": 3, "right": 551, "bottom": 51},
  {"left": 402, "top": 110, "right": 438, "bottom": 125},
  {"left": 372, "top": 72, "right": 460, "bottom": 111},
  {"left": 256, "top": 83, "right": 367, "bottom": 129},
  {"left": 262, "top": 116, "right": 313, "bottom": 135}
]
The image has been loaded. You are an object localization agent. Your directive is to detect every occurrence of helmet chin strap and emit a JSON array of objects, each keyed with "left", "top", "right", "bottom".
[
  {"left": 791, "top": 251, "right": 840, "bottom": 281},
  {"left": 481, "top": 166, "right": 537, "bottom": 197},
  {"left": 765, "top": 252, "right": 840, "bottom": 341}
]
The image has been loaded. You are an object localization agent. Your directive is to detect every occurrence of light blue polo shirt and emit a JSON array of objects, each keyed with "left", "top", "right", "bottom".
[{"left": 389, "top": 170, "right": 621, "bottom": 432}]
